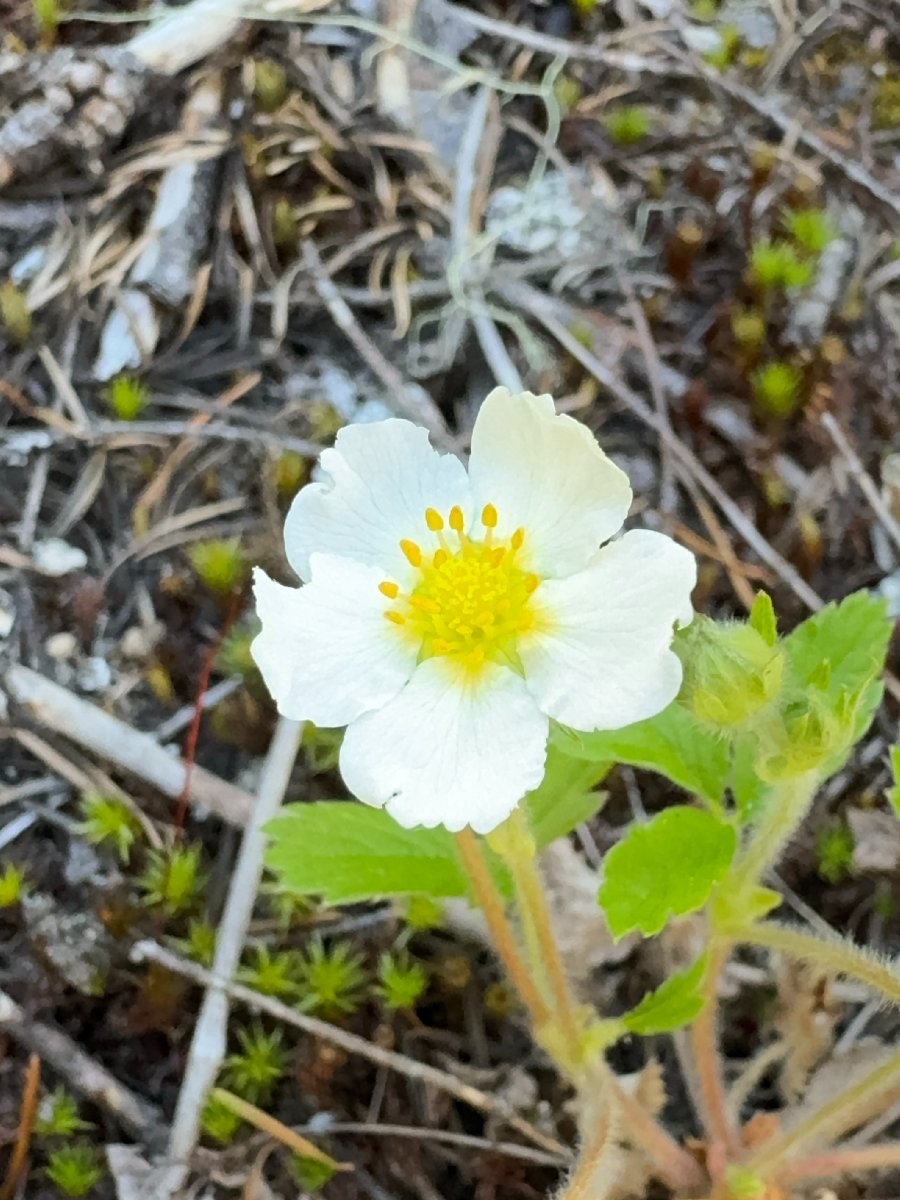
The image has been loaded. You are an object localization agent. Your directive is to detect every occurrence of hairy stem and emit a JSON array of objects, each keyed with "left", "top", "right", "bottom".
[
  {"left": 607, "top": 1072, "right": 706, "bottom": 1192},
  {"left": 454, "top": 828, "right": 551, "bottom": 1030},
  {"left": 501, "top": 828, "right": 585, "bottom": 1069},
  {"left": 556, "top": 1109, "right": 619, "bottom": 1200},
  {"left": 737, "top": 921, "right": 900, "bottom": 1006},
  {"left": 780, "top": 1143, "right": 900, "bottom": 1182},
  {"left": 729, "top": 770, "right": 819, "bottom": 895},
  {"left": 744, "top": 1044, "right": 900, "bottom": 1178},
  {"left": 691, "top": 940, "right": 738, "bottom": 1163},
  {"left": 734, "top": 772, "right": 825, "bottom": 897}
]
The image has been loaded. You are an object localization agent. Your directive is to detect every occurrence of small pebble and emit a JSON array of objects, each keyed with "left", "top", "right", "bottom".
[
  {"left": 0, "top": 593, "right": 14, "bottom": 639},
  {"left": 77, "top": 656, "right": 113, "bottom": 693},
  {"left": 45, "top": 631, "right": 78, "bottom": 660},
  {"left": 32, "top": 537, "right": 88, "bottom": 577}
]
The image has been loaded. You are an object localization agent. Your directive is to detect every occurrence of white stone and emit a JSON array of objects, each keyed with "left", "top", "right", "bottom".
[{"left": 32, "top": 538, "right": 87, "bottom": 576}]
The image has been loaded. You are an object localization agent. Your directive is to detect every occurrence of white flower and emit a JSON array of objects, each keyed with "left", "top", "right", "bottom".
[{"left": 252, "top": 389, "right": 696, "bottom": 835}]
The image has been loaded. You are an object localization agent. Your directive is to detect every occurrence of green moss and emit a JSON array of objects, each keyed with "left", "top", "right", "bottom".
[
  {"left": 752, "top": 361, "right": 804, "bottom": 418},
  {"left": 103, "top": 375, "right": 147, "bottom": 421},
  {"left": 603, "top": 105, "right": 653, "bottom": 145}
]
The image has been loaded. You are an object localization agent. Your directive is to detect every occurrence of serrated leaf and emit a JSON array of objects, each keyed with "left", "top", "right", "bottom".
[
  {"left": 749, "top": 591, "right": 777, "bottom": 647},
  {"left": 889, "top": 746, "right": 900, "bottom": 818},
  {"left": 623, "top": 954, "right": 708, "bottom": 1034},
  {"left": 784, "top": 591, "right": 890, "bottom": 703},
  {"left": 554, "top": 703, "right": 730, "bottom": 803},
  {"left": 266, "top": 804, "right": 472, "bottom": 904},
  {"left": 525, "top": 744, "right": 608, "bottom": 847},
  {"left": 598, "top": 807, "right": 737, "bottom": 939}
]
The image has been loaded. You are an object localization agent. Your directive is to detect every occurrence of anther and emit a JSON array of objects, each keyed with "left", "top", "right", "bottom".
[
  {"left": 400, "top": 539, "right": 422, "bottom": 567},
  {"left": 511, "top": 528, "right": 525, "bottom": 551},
  {"left": 449, "top": 505, "right": 464, "bottom": 532},
  {"left": 385, "top": 611, "right": 406, "bottom": 625},
  {"left": 433, "top": 549, "right": 449, "bottom": 568},
  {"left": 379, "top": 581, "right": 400, "bottom": 599},
  {"left": 425, "top": 507, "right": 444, "bottom": 532},
  {"left": 481, "top": 503, "right": 498, "bottom": 529},
  {"left": 525, "top": 573, "right": 540, "bottom": 593}
]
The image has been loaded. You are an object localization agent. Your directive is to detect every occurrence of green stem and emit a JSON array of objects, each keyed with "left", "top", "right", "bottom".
[
  {"left": 743, "top": 1043, "right": 900, "bottom": 1178},
  {"left": 729, "top": 770, "right": 819, "bottom": 896},
  {"left": 735, "top": 921, "right": 900, "bottom": 1007}
]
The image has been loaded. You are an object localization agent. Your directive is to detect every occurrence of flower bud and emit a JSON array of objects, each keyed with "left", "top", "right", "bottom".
[{"left": 677, "top": 617, "right": 785, "bottom": 732}]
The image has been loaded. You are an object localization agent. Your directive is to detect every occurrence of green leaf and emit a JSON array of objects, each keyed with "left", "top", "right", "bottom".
[
  {"left": 778, "top": 592, "right": 890, "bottom": 777},
  {"left": 623, "top": 954, "right": 708, "bottom": 1034},
  {"left": 554, "top": 703, "right": 730, "bottom": 803},
  {"left": 888, "top": 746, "right": 900, "bottom": 818},
  {"left": 749, "top": 592, "right": 778, "bottom": 647},
  {"left": 525, "top": 744, "right": 608, "bottom": 847},
  {"left": 783, "top": 591, "right": 890, "bottom": 704},
  {"left": 730, "top": 734, "right": 771, "bottom": 825},
  {"left": 599, "top": 807, "right": 737, "bottom": 939},
  {"left": 266, "top": 804, "right": 472, "bottom": 904},
  {"left": 710, "top": 883, "right": 780, "bottom": 931}
]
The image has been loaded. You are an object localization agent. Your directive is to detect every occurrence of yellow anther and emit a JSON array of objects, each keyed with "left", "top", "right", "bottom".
[
  {"left": 400, "top": 538, "right": 422, "bottom": 567},
  {"left": 385, "top": 514, "right": 539, "bottom": 673}
]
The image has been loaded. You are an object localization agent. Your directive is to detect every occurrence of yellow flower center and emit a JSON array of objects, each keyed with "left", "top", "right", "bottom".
[{"left": 381, "top": 504, "right": 540, "bottom": 672}]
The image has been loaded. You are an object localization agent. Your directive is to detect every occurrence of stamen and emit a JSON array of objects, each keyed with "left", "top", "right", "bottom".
[
  {"left": 524, "top": 573, "right": 539, "bottom": 593},
  {"left": 385, "top": 611, "right": 406, "bottom": 625},
  {"left": 433, "top": 548, "right": 449, "bottom": 569},
  {"left": 400, "top": 538, "right": 422, "bottom": 567},
  {"left": 511, "top": 528, "right": 525, "bottom": 551},
  {"left": 379, "top": 581, "right": 399, "bottom": 599},
  {"left": 448, "top": 505, "right": 464, "bottom": 532},
  {"left": 425, "top": 507, "right": 444, "bottom": 532},
  {"left": 481, "top": 504, "right": 498, "bottom": 529}
]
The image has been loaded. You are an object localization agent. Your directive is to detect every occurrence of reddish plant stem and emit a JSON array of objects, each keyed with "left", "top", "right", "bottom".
[
  {"left": 691, "top": 940, "right": 738, "bottom": 1168},
  {"left": 0, "top": 1054, "right": 40, "bottom": 1200},
  {"left": 175, "top": 589, "right": 243, "bottom": 833}
]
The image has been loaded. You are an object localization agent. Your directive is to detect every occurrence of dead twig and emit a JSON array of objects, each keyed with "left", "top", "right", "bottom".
[
  {"left": 164, "top": 717, "right": 303, "bottom": 1188},
  {"left": 0, "top": 990, "right": 166, "bottom": 1147},
  {"left": 301, "top": 239, "right": 450, "bottom": 441},
  {"left": 820, "top": 411, "right": 900, "bottom": 559},
  {"left": 131, "top": 940, "right": 572, "bottom": 1161},
  {"left": 3, "top": 664, "right": 253, "bottom": 826}
]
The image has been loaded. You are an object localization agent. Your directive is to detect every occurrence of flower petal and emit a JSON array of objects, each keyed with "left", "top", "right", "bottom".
[
  {"left": 468, "top": 388, "right": 633, "bottom": 577},
  {"left": 339, "top": 658, "right": 549, "bottom": 834},
  {"left": 251, "top": 558, "right": 417, "bottom": 726},
  {"left": 284, "top": 419, "right": 471, "bottom": 583},
  {"left": 521, "top": 530, "right": 696, "bottom": 730}
]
